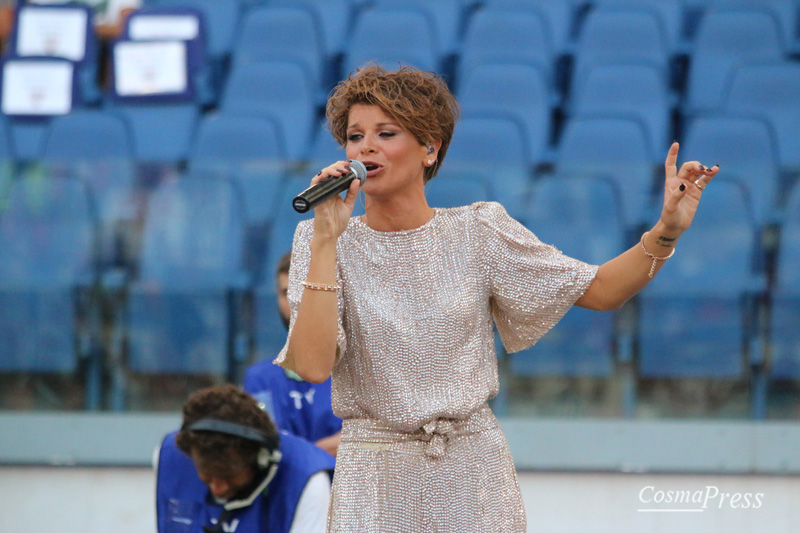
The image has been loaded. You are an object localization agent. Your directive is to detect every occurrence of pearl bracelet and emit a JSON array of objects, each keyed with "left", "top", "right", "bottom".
[
  {"left": 301, "top": 280, "right": 341, "bottom": 292},
  {"left": 640, "top": 232, "right": 675, "bottom": 278}
]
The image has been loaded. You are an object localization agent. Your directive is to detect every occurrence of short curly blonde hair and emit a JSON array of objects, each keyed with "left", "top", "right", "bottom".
[{"left": 326, "top": 64, "right": 459, "bottom": 183}]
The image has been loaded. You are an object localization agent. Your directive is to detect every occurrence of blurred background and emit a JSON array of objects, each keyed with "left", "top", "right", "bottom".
[{"left": 0, "top": 0, "right": 799, "bottom": 531}]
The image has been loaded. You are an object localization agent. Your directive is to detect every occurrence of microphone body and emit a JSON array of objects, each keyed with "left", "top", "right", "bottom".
[{"left": 293, "top": 160, "right": 367, "bottom": 213}]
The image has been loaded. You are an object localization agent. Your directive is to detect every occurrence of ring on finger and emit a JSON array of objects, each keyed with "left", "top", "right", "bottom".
[{"left": 694, "top": 179, "right": 705, "bottom": 191}]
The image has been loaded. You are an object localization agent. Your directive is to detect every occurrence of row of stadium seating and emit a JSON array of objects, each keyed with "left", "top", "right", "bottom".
[{"left": 1, "top": 167, "right": 798, "bottom": 414}]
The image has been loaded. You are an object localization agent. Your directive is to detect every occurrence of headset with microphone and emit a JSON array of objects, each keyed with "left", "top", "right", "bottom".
[
  {"left": 183, "top": 419, "right": 283, "bottom": 533},
  {"left": 183, "top": 418, "right": 282, "bottom": 469}
]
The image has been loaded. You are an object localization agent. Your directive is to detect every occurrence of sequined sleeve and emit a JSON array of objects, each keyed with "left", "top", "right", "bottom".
[
  {"left": 477, "top": 202, "right": 599, "bottom": 354},
  {"left": 274, "top": 220, "right": 347, "bottom": 373}
]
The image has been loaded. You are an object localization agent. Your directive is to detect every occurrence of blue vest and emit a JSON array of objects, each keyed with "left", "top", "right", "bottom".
[
  {"left": 156, "top": 430, "right": 335, "bottom": 533},
  {"left": 244, "top": 360, "right": 342, "bottom": 444}
]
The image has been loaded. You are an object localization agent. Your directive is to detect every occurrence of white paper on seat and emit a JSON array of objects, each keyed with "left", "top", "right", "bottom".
[
  {"left": 129, "top": 15, "right": 200, "bottom": 41},
  {"left": 114, "top": 41, "right": 188, "bottom": 96},
  {"left": 17, "top": 7, "right": 89, "bottom": 62},
  {"left": 1, "top": 60, "right": 74, "bottom": 115}
]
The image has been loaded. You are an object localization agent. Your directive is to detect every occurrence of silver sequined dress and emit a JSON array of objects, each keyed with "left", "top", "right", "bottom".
[{"left": 276, "top": 202, "right": 598, "bottom": 532}]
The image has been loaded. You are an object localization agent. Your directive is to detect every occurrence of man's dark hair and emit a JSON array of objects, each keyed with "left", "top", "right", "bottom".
[{"left": 176, "top": 385, "right": 278, "bottom": 476}]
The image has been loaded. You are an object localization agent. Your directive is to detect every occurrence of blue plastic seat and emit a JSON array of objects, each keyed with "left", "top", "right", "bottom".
[
  {"left": 724, "top": 62, "right": 800, "bottom": 174},
  {"left": 122, "top": 6, "right": 213, "bottom": 104},
  {"left": 374, "top": 0, "right": 465, "bottom": 57},
  {"left": 0, "top": 175, "right": 102, "bottom": 406},
  {"left": 571, "top": 64, "right": 671, "bottom": 164},
  {"left": 445, "top": 116, "right": 532, "bottom": 218},
  {"left": 556, "top": 117, "right": 654, "bottom": 229},
  {"left": 1, "top": 56, "right": 78, "bottom": 162},
  {"left": 109, "top": 102, "right": 200, "bottom": 165},
  {"left": 770, "top": 184, "right": 800, "bottom": 379},
  {"left": 307, "top": 122, "right": 346, "bottom": 168},
  {"left": 342, "top": 8, "right": 440, "bottom": 75},
  {"left": 145, "top": 0, "right": 241, "bottom": 62},
  {"left": 458, "top": 64, "right": 552, "bottom": 165},
  {"left": 507, "top": 175, "right": 626, "bottom": 378},
  {"left": 483, "top": 0, "right": 577, "bottom": 56},
  {"left": 124, "top": 174, "right": 250, "bottom": 379},
  {"left": 425, "top": 176, "right": 490, "bottom": 210},
  {"left": 189, "top": 114, "right": 287, "bottom": 226},
  {"left": 591, "top": 0, "right": 684, "bottom": 52},
  {"left": 263, "top": 175, "right": 315, "bottom": 282},
  {"left": 221, "top": 61, "right": 316, "bottom": 162},
  {"left": 685, "top": 9, "right": 783, "bottom": 116},
  {"left": 268, "top": 0, "right": 353, "bottom": 61},
  {"left": 571, "top": 9, "right": 669, "bottom": 97},
  {"left": 706, "top": 0, "right": 797, "bottom": 52},
  {"left": 8, "top": 3, "right": 100, "bottom": 105},
  {"left": 233, "top": 7, "right": 324, "bottom": 96},
  {"left": 682, "top": 116, "right": 780, "bottom": 226},
  {"left": 638, "top": 180, "right": 761, "bottom": 379},
  {"left": 41, "top": 111, "right": 137, "bottom": 264},
  {"left": 458, "top": 10, "right": 554, "bottom": 93}
]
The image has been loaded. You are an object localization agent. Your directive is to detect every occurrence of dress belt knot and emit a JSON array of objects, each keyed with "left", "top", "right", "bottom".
[{"left": 421, "top": 419, "right": 455, "bottom": 459}]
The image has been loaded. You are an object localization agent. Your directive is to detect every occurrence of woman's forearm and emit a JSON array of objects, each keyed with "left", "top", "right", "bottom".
[
  {"left": 287, "top": 237, "right": 341, "bottom": 383},
  {"left": 576, "top": 220, "right": 682, "bottom": 311}
]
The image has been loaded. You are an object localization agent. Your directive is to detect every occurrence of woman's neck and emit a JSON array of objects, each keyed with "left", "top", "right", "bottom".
[{"left": 362, "top": 194, "right": 435, "bottom": 232}]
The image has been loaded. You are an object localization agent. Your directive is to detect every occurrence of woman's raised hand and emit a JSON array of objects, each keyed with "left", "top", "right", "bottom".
[
  {"left": 659, "top": 142, "right": 718, "bottom": 234},
  {"left": 310, "top": 160, "right": 361, "bottom": 242}
]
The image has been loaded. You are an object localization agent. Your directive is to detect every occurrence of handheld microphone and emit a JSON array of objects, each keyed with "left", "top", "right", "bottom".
[{"left": 292, "top": 160, "right": 367, "bottom": 213}]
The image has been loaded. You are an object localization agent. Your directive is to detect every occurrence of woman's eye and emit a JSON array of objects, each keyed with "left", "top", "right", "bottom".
[
  {"left": 379, "top": 132, "right": 396, "bottom": 138},
  {"left": 347, "top": 134, "right": 362, "bottom": 142}
]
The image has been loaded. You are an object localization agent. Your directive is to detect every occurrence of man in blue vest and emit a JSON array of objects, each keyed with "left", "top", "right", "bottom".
[
  {"left": 156, "top": 384, "right": 335, "bottom": 533},
  {"left": 244, "top": 252, "right": 342, "bottom": 456}
]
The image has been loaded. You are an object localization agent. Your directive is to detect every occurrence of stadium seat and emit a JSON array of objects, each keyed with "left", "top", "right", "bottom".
[
  {"left": 556, "top": 117, "right": 655, "bottom": 229},
  {"left": 122, "top": 6, "right": 214, "bottom": 104},
  {"left": 121, "top": 175, "right": 251, "bottom": 397},
  {"left": 638, "top": 180, "right": 762, "bottom": 380},
  {"left": 770, "top": 184, "right": 800, "bottom": 379},
  {"left": 40, "top": 111, "right": 138, "bottom": 267},
  {"left": 341, "top": 8, "right": 440, "bottom": 75},
  {"left": 1, "top": 56, "right": 78, "bottom": 162},
  {"left": 685, "top": 9, "right": 783, "bottom": 116},
  {"left": 706, "top": 0, "right": 798, "bottom": 53},
  {"left": 0, "top": 175, "right": 102, "bottom": 407},
  {"left": 571, "top": 9, "right": 669, "bottom": 97},
  {"left": 221, "top": 61, "right": 316, "bottom": 162},
  {"left": 590, "top": 0, "right": 684, "bottom": 52},
  {"left": 458, "top": 63, "right": 553, "bottom": 164},
  {"left": 263, "top": 175, "right": 315, "bottom": 283},
  {"left": 233, "top": 6, "right": 324, "bottom": 98},
  {"left": 508, "top": 175, "right": 626, "bottom": 379},
  {"left": 307, "top": 122, "right": 346, "bottom": 167},
  {"left": 189, "top": 113, "right": 287, "bottom": 226},
  {"left": 457, "top": 10, "right": 554, "bottom": 94},
  {"left": 268, "top": 0, "right": 353, "bottom": 62},
  {"left": 374, "top": 0, "right": 465, "bottom": 57},
  {"left": 425, "top": 176, "right": 490, "bottom": 209},
  {"left": 445, "top": 116, "right": 533, "bottom": 218},
  {"left": 7, "top": 3, "right": 100, "bottom": 104},
  {"left": 682, "top": 116, "right": 780, "bottom": 226},
  {"left": 724, "top": 62, "right": 800, "bottom": 175},
  {"left": 570, "top": 64, "right": 671, "bottom": 163},
  {"left": 482, "top": 0, "right": 577, "bottom": 56}
]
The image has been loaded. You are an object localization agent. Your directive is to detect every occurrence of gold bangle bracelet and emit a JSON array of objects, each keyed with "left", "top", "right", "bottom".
[
  {"left": 640, "top": 232, "right": 675, "bottom": 278},
  {"left": 301, "top": 280, "right": 341, "bottom": 292}
]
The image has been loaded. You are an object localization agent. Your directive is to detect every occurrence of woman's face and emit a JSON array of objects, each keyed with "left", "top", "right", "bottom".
[{"left": 345, "top": 104, "right": 429, "bottom": 198}]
